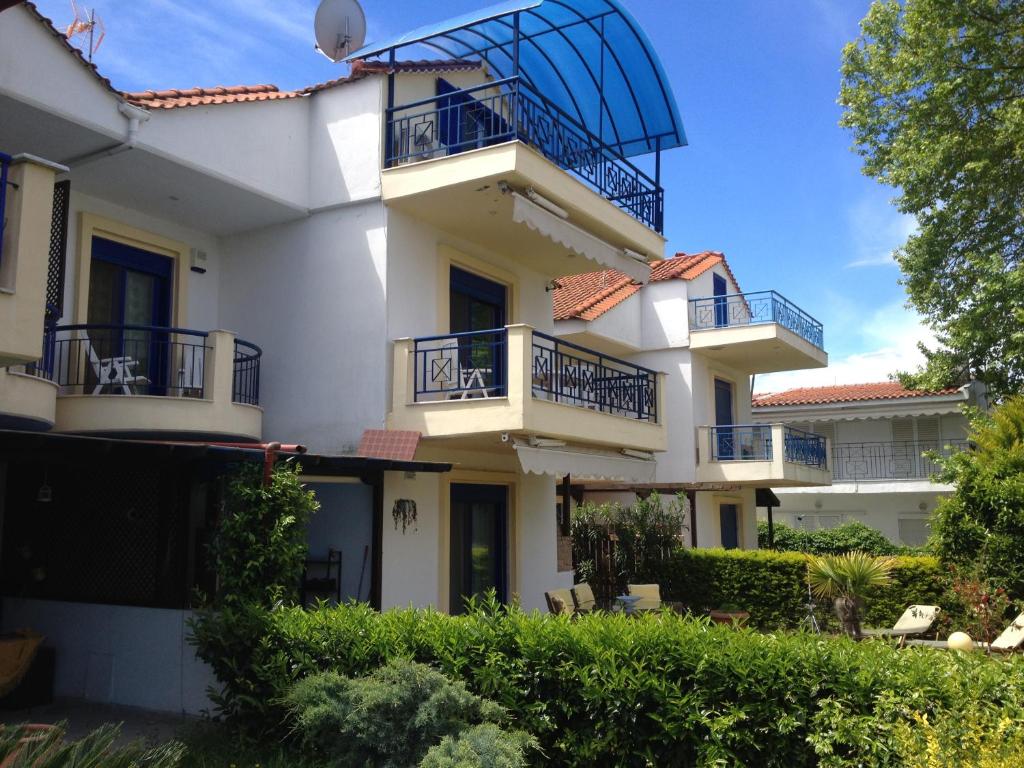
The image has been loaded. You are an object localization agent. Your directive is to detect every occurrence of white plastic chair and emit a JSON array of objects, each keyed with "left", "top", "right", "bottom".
[{"left": 83, "top": 335, "right": 150, "bottom": 395}]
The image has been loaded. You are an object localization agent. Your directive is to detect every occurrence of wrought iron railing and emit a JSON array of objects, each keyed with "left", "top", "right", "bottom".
[
  {"left": 0, "top": 151, "right": 11, "bottom": 268},
  {"left": 784, "top": 426, "right": 828, "bottom": 468},
  {"left": 46, "top": 324, "right": 210, "bottom": 397},
  {"left": 412, "top": 328, "right": 508, "bottom": 401},
  {"left": 232, "top": 338, "right": 262, "bottom": 406},
  {"left": 689, "top": 290, "right": 824, "bottom": 349},
  {"left": 531, "top": 331, "right": 658, "bottom": 422},
  {"left": 385, "top": 78, "right": 664, "bottom": 232},
  {"left": 707, "top": 425, "right": 773, "bottom": 461},
  {"left": 832, "top": 439, "right": 968, "bottom": 481}
]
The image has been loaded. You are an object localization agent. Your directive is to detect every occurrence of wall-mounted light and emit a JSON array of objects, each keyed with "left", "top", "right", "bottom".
[{"left": 36, "top": 468, "right": 52, "bottom": 503}]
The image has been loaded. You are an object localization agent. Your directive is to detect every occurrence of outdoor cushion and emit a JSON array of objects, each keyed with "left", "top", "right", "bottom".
[
  {"left": 572, "top": 583, "right": 596, "bottom": 613},
  {"left": 863, "top": 605, "right": 940, "bottom": 637},
  {"left": 627, "top": 583, "right": 661, "bottom": 611},
  {"left": 545, "top": 588, "right": 575, "bottom": 616}
]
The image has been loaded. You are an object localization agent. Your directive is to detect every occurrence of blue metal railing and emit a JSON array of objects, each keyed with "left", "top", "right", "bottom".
[
  {"left": 784, "top": 426, "right": 828, "bottom": 468},
  {"left": 531, "top": 331, "right": 658, "bottom": 422},
  {"left": 689, "top": 290, "right": 824, "bottom": 349},
  {"left": 708, "top": 425, "right": 773, "bottom": 462},
  {"left": 386, "top": 78, "right": 664, "bottom": 232},
  {"left": 413, "top": 328, "right": 508, "bottom": 401},
  {"left": 232, "top": 338, "right": 262, "bottom": 406},
  {"left": 0, "top": 152, "right": 12, "bottom": 269}
]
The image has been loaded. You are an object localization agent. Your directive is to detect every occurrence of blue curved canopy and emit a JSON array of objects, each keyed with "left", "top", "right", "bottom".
[{"left": 347, "top": 0, "right": 686, "bottom": 159}]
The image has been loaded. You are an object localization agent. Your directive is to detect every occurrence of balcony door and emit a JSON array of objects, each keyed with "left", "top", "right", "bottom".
[
  {"left": 714, "top": 378, "right": 735, "bottom": 460},
  {"left": 87, "top": 237, "right": 172, "bottom": 395},
  {"left": 449, "top": 483, "right": 509, "bottom": 614},
  {"left": 450, "top": 267, "right": 507, "bottom": 397},
  {"left": 713, "top": 273, "right": 729, "bottom": 327}
]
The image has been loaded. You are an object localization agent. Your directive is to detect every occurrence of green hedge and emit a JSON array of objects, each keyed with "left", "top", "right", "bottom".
[
  {"left": 647, "top": 548, "right": 946, "bottom": 629},
  {"left": 192, "top": 601, "right": 1024, "bottom": 767},
  {"left": 757, "top": 520, "right": 922, "bottom": 555}
]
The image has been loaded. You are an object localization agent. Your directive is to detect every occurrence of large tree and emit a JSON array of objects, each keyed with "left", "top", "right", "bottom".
[{"left": 840, "top": 0, "right": 1024, "bottom": 396}]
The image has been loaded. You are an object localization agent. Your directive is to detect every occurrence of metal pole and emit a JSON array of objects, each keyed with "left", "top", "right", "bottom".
[{"left": 385, "top": 49, "right": 396, "bottom": 166}]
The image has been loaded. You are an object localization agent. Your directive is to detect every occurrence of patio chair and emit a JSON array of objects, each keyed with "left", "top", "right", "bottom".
[
  {"left": 626, "top": 584, "right": 662, "bottom": 612},
  {"left": 907, "top": 612, "right": 1024, "bottom": 653},
  {"left": 861, "top": 605, "right": 941, "bottom": 645},
  {"left": 571, "top": 583, "right": 597, "bottom": 614},
  {"left": 545, "top": 588, "right": 575, "bottom": 617},
  {"left": 83, "top": 336, "right": 149, "bottom": 395}
]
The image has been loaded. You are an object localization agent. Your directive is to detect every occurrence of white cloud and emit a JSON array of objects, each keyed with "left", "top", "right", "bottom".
[
  {"left": 754, "top": 302, "right": 936, "bottom": 394},
  {"left": 842, "top": 195, "right": 917, "bottom": 269}
]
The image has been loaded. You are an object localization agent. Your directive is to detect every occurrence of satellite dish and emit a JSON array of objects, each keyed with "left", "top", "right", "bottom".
[{"left": 314, "top": 0, "right": 367, "bottom": 62}]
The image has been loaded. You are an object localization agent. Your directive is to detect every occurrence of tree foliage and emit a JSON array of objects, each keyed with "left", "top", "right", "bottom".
[
  {"left": 840, "top": 0, "right": 1024, "bottom": 396},
  {"left": 931, "top": 397, "right": 1024, "bottom": 599}
]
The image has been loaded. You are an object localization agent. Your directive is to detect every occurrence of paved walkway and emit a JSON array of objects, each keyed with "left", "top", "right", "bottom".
[{"left": 1, "top": 698, "right": 197, "bottom": 746}]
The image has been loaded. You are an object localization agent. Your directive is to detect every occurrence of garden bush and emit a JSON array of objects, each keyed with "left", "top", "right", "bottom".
[
  {"left": 192, "top": 598, "right": 1024, "bottom": 767},
  {"left": 284, "top": 659, "right": 518, "bottom": 767},
  {"left": 420, "top": 724, "right": 536, "bottom": 768},
  {"left": 757, "top": 520, "right": 915, "bottom": 555},
  {"left": 646, "top": 547, "right": 945, "bottom": 629}
]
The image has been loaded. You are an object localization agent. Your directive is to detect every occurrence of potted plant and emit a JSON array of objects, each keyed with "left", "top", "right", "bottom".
[
  {"left": 806, "top": 551, "right": 895, "bottom": 638},
  {"left": 709, "top": 602, "right": 750, "bottom": 626}
]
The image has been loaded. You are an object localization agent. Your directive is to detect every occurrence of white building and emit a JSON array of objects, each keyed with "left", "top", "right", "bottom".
[
  {"left": 0, "top": 0, "right": 720, "bottom": 713},
  {"left": 751, "top": 381, "right": 985, "bottom": 546},
  {"left": 552, "top": 251, "right": 831, "bottom": 549}
]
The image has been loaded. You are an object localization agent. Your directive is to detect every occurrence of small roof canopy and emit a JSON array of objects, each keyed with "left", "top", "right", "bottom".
[{"left": 348, "top": 0, "right": 686, "bottom": 158}]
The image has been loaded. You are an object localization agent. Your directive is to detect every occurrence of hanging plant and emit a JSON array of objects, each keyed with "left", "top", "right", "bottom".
[{"left": 392, "top": 499, "right": 418, "bottom": 533}]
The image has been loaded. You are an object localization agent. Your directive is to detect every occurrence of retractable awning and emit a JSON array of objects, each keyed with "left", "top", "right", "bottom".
[
  {"left": 511, "top": 192, "right": 649, "bottom": 281},
  {"left": 347, "top": 0, "right": 685, "bottom": 158},
  {"left": 514, "top": 441, "right": 656, "bottom": 483}
]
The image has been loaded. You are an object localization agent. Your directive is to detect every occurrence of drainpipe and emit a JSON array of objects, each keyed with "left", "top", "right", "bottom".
[
  {"left": 262, "top": 442, "right": 281, "bottom": 486},
  {"left": 205, "top": 441, "right": 307, "bottom": 486},
  {"left": 60, "top": 101, "right": 151, "bottom": 169}
]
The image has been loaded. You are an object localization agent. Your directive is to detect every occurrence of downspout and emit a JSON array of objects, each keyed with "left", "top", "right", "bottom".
[
  {"left": 60, "top": 101, "right": 151, "bottom": 169},
  {"left": 263, "top": 442, "right": 281, "bottom": 487}
]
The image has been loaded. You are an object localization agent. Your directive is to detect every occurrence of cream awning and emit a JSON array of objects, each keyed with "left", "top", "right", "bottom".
[
  {"left": 514, "top": 442, "right": 657, "bottom": 483},
  {"left": 510, "top": 192, "right": 650, "bottom": 283}
]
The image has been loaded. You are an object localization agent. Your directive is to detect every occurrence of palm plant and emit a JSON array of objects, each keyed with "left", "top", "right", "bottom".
[{"left": 806, "top": 552, "right": 895, "bottom": 638}]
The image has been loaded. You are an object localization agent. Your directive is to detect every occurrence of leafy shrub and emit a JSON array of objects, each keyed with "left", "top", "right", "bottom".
[
  {"left": 284, "top": 660, "right": 508, "bottom": 767},
  {"left": 420, "top": 724, "right": 537, "bottom": 768},
  {"left": 646, "top": 547, "right": 944, "bottom": 629},
  {"left": 207, "top": 460, "right": 319, "bottom": 607},
  {"left": 758, "top": 520, "right": 911, "bottom": 555},
  {"left": 194, "top": 597, "right": 1024, "bottom": 767},
  {"left": 892, "top": 706, "right": 1024, "bottom": 768},
  {"left": 571, "top": 493, "right": 687, "bottom": 603},
  {"left": 0, "top": 723, "right": 185, "bottom": 767},
  {"left": 931, "top": 398, "right": 1024, "bottom": 601}
]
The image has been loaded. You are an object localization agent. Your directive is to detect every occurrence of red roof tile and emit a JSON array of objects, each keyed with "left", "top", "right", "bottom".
[
  {"left": 20, "top": 2, "right": 120, "bottom": 96},
  {"left": 752, "top": 382, "right": 962, "bottom": 408},
  {"left": 124, "top": 84, "right": 302, "bottom": 109},
  {"left": 552, "top": 251, "right": 740, "bottom": 321},
  {"left": 356, "top": 430, "right": 421, "bottom": 461}
]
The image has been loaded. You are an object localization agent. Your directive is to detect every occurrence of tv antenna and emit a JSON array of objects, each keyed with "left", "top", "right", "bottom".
[
  {"left": 66, "top": 0, "right": 105, "bottom": 62},
  {"left": 314, "top": 0, "right": 367, "bottom": 63}
]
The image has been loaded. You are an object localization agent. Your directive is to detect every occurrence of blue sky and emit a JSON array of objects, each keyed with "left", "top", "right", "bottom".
[{"left": 34, "top": 0, "right": 929, "bottom": 392}]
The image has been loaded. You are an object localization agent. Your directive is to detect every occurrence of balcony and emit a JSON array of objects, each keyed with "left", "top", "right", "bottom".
[
  {"left": 389, "top": 325, "right": 666, "bottom": 452},
  {"left": 695, "top": 424, "right": 832, "bottom": 487},
  {"left": 832, "top": 440, "right": 968, "bottom": 482},
  {"left": 36, "top": 324, "right": 263, "bottom": 441},
  {"left": 380, "top": 79, "right": 666, "bottom": 279},
  {"left": 0, "top": 153, "right": 64, "bottom": 367},
  {"left": 688, "top": 291, "right": 828, "bottom": 373}
]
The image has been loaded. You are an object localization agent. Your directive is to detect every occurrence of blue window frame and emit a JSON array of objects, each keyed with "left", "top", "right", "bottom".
[
  {"left": 713, "top": 273, "right": 728, "bottom": 328},
  {"left": 720, "top": 504, "right": 739, "bottom": 549},
  {"left": 450, "top": 483, "right": 509, "bottom": 613},
  {"left": 714, "top": 378, "right": 734, "bottom": 460}
]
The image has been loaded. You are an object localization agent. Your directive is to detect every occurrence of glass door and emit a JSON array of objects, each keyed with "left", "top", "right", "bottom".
[
  {"left": 449, "top": 483, "right": 509, "bottom": 614},
  {"left": 87, "top": 237, "right": 172, "bottom": 395},
  {"left": 719, "top": 504, "right": 739, "bottom": 549},
  {"left": 714, "top": 378, "right": 735, "bottom": 460},
  {"left": 450, "top": 267, "right": 507, "bottom": 396},
  {"left": 713, "top": 273, "right": 729, "bottom": 327}
]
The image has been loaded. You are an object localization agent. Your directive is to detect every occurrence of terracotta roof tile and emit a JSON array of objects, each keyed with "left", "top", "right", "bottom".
[
  {"left": 356, "top": 429, "right": 421, "bottom": 461},
  {"left": 552, "top": 251, "right": 740, "bottom": 322},
  {"left": 124, "top": 84, "right": 301, "bottom": 109},
  {"left": 20, "top": 2, "right": 119, "bottom": 96},
  {"left": 552, "top": 269, "right": 639, "bottom": 321},
  {"left": 752, "top": 382, "right": 962, "bottom": 408}
]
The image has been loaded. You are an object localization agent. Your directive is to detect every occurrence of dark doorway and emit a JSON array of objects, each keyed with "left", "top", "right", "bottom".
[
  {"left": 449, "top": 267, "right": 507, "bottom": 397},
  {"left": 713, "top": 273, "right": 729, "bottom": 327},
  {"left": 714, "top": 378, "right": 735, "bottom": 460},
  {"left": 720, "top": 503, "right": 740, "bottom": 549},
  {"left": 449, "top": 483, "right": 508, "bottom": 614}
]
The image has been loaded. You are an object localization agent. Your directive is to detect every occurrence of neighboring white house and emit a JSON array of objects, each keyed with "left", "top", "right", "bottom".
[
  {"left": 552, "top": 251, "right": 831, "bottom": 550},
  {"left": 0, "top": 0, "right": 703, "bottom": 713},
  {"left": 751, "top": 381, "right": 986, "bottom": 546}
]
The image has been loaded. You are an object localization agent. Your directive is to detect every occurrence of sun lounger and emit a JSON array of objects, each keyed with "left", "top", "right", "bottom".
[
  {"left": 862, "top": 605, "right": 940, "bottom": 644},
  {"left": 907, "top": 612, "right": 1024, "bottom": 653}
]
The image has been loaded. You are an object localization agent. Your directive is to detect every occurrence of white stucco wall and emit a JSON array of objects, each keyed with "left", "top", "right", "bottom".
[
  {"left": 515, "top": 471, "right": 570, "bottom": 611},
  {"left": 381, "top": 471, "right": 442, "bottom": 610},
  {"left": 1, "top": 598, "right": 215, "bottom": 714},
  {"left": 218, "top": 201, "right": 389, "bottom": 452}
]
